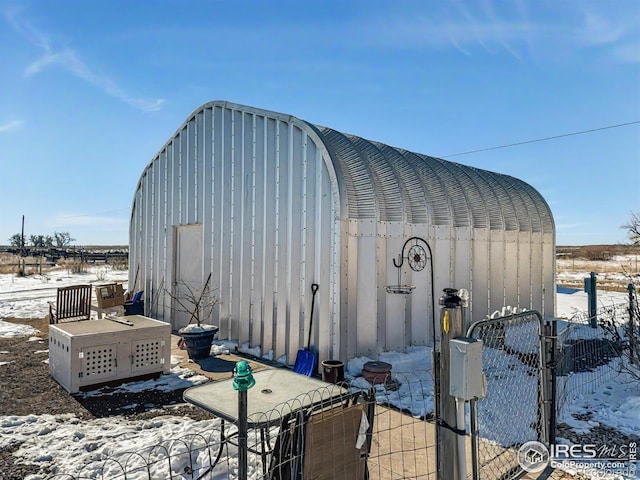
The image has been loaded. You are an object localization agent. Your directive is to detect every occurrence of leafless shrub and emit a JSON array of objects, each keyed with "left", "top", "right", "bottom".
[
  {"left": 165, "top": 281, "right": 219, "bottom": 326},
  {"left": 577, "top": 245, "right": 614, "bottom": 261},
  {"left": 95, "top": 267, "right": 109, "bottom": 281},
  {"left": 58, "top": 258, "right": 87, "bottom": 274},
  {"left": 109, "top": 258, "right": 129, "bottom": 271},
  {"left": 0, "top": 264, "right": 18, "bottom": 274}
]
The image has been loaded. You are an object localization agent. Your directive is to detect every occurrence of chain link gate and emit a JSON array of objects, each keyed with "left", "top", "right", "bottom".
[{"left": 467, "top": 311, "right": 549, "bottom": 479}]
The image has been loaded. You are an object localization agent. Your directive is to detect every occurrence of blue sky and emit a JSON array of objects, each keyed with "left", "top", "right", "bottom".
[{"left": 1, "top": 0, "right": 639, "bottom": 246}]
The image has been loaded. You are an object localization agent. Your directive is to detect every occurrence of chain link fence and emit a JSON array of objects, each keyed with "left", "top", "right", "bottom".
[
  {"left": 33, "top": 288, "right": 640, "bottom": 480},
  {"left": 43, "top": 370, "right": 439, "bottom": 480},
  {"left": 467, "top": 311, "right": 547, "bottom": 480},
  {"left": 555, "top": 299, "right": 637, "bottom": 422}
]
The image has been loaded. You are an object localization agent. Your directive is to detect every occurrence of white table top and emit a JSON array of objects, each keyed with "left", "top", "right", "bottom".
[{"left": 184, "top": 369, "right": 347, "bottom": 427}]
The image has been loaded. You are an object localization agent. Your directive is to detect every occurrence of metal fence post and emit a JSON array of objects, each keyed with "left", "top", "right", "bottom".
[
  {"left": 543, "top": 319, "right": 557, "bottom": 445},
  {"left": 437, "top": 288, "right": 464, "bottom": 480},
  {"left": 585, "top": 272, "right": 598, "bottom": 328},
  {"left": 233, "top": 361, "right": 255, "bottom": 480},
  {"left": 629, "top": 283, "right": 637, "bottom": 364}
]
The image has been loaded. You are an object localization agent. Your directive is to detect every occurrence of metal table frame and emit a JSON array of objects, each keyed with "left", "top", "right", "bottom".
[{"left": 184, "top": 369, "right": 352, "bottom": 476}]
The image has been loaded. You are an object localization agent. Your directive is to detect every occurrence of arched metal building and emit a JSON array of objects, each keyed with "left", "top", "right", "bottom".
[{"left": 130, "top": 100, "right": 555, "bottom": 365}]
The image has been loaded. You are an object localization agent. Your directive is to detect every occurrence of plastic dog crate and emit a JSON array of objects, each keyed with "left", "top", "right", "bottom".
[{"left": 49, "top": 315, "right": 171, "bottom": 393}]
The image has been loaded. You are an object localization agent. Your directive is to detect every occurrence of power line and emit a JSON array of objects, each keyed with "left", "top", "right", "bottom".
[{"left": 441, "top": 120, "right": 640, "bottom": 158}]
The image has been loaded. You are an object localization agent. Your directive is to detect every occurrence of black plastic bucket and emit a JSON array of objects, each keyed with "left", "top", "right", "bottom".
[{"left": 321, "top": 360, "right": 345, "bottom": 384}]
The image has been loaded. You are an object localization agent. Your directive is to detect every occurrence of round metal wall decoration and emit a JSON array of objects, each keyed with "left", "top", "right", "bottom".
[{"left": 408, "top": 244, "right": 427, "bottom": 271}]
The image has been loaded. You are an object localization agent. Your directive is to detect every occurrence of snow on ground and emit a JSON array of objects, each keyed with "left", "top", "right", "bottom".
[
  {"left": 0, "top": 265, "right": 128, "bottom": 319},
  {"left": 556, "top": 288, "right": 629, "bottom": 319},
  {"left": 347, "top": 346, "right": 435, "bottom": 418},
  {"left": 558, "top": 365, "right": 640, "bottom": 439},
  {"left": 0, "top": 268, "right": 638, "bottom": 478},
  {"left": 1, "top": 414, "right": 224, "bottom": 479},
  {"left": 0, "top": 319, "right": 39, "bottom": 337}
]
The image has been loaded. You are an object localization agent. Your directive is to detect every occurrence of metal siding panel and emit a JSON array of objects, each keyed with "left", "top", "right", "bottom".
[
  {"left": 357, "top": 230, "right": 378, "bottom": 356},
  {"left": 317, "top": 148, "right": 336, "bottom": 361},
  {"left": 143, "top": 171, "right": 152, "bottom": 305},
  {"left": 453, "top": 228, "right": 472, "bottom": 290},
  {"left": 166, "top": 143, "right": 177, "bottom": 323},
  {"left": 543, "top": 233, "right": 555, "bottom": 317},
  {"left": 219, "top": 108, "right": 233, "bottom": 338},
  {"left": 172, "top": 136, "right": 181, "bottom": 226},
  {"left": 286, "top": 126, "right": 304, "bottom": 360},
  {"left": 180, "top": 127, "right": 189, "bottom": 225},
  {"left": 302, "top": 139, "right": 316, "bottom": 355},
  {"left": 490, "top": 230, "right": 505, "bottom": 314},
  {"left": 531, "top": 232, "right": 544, "bottom": 314},
  {"left": 210, "top": 106, "right": 223, "bottom": 329},
  {"left": 346, "top": 224, "right": 359, "bottom": 359},
  {"left": 518, "top": 232, "right": 532, "bottom": 310},
  {"left": 149, "top": 153, "right": 160, "bottom": 320},
  {"left": 386, "top": 292, "right": 406, "bottom": 351},
  {"left": 454, "top": 228, "right": 472, "bottom": 329},
  {"left": 409, "top": 223, "right": 432, "bottom": 345},
  {"left": 193, "top": 114, "right": 203, "bottom": 225},
  {"left": 158, "top": 150, "right": 169, "bottom": 322},
  {"left": 261, "top": 117, "right": 277, "bottom": 354},
  {"left": 239, "top": 112, "right": 253, "bottom": 346},
  {"left": 472, "top": 229, "right": 490, "bottom": 324},
  {"left": 229, "top": 110, "right": 243, "bottom": 341},
  {"left": 376, "top": 225, "right": 388, "bottom": 351},
  {"left": 275, "top": 120, "right": 289, "bottom": 358},
  {"left": 505, "top": 230, "right": 518, "bottom": 309},
  {"left": 434, "top": 225, "right": 452, "bottom": 319},
  {"left": 252, "top": 114, "right": 265, "bottom": 353},
  {"left": 202, "top": 109, "right": 213, "bottom": 290},
  {"left": 383, "top": 224, "right": 405, "bottom": 351}
]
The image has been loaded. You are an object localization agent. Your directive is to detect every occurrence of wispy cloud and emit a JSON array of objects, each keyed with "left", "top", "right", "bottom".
[
  {"left": 5, "top": 8, "right": 164, "bottom": 112},
  {"left": 350, "top": 0, "right": 639, "bottom": 64},
  {"left": 575, "top": 9, "right": 640, "bottom": 64},
  {"left": 0, "top": 119, "right": 23, "bottom": 133},
  {"left": 354, "top": 4, "right": 539, "bottom": 61}
]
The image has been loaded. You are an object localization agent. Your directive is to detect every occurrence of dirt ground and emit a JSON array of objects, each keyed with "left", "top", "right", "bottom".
[{"left": 0, "top": 316, "right": 217, "bottom": 480}]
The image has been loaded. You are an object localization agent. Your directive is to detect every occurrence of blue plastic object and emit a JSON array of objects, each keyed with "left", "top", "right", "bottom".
[
  {"left": 293, "top": 349, "right": 316, "bottom": 376},
  {"left": 132, "top": 290, "right": 144, "bottom": 303},
  {"left": 293, "top": 283, "right": 319, "bottom": 376}
]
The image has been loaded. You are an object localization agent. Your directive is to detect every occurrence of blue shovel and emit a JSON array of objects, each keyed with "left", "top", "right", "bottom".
[{"left": 293, "top": 283, "right": 319, "bottom": 376}]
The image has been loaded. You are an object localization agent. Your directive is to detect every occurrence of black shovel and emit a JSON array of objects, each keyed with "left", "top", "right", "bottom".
[{"left": 293, "top": 283, "right": 319, "bottom": 376}]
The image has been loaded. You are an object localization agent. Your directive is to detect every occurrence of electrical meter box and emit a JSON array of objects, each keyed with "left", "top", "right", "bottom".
[
  {"left": 49, "top": 315, "right": 171, "bottom": 393},
  {"left": 449, "top": 337, "right": 485, "bottom": 400}
]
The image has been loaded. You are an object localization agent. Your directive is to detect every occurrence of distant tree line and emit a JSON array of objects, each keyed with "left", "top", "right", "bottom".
[{"left": 8, "top": 231, "right": 75, "bottom": 250}]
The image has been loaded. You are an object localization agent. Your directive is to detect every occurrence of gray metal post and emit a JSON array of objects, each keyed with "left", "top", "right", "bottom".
[
  {"left": 470, "top": 398, "right": 479, "bottom": 480},
  {"left": 543, "top": 319, "right": 557, "bottom": 445},
  {"left": 585, "top": 272, "right": 597, "bottom": 328},
  {"left": 437, "top": 288, "right": 464, "bottom": 480},
  {"left": 629, "top": 283, "right": 637, "bottom": 364},
  {"left": 233, "top": 361, "right": 255, "bottom": 480}
]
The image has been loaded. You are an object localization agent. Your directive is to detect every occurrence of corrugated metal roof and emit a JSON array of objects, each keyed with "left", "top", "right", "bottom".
[{"left": 315, "top": 126, "right": 553, "bottom": 233}]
